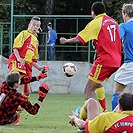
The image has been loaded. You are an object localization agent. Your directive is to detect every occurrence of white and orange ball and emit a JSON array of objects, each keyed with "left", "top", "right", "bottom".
[{"left": 62, "top": 63, "right": 77, "bottom": 77}]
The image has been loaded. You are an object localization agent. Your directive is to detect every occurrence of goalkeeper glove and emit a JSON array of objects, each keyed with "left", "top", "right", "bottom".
[
  {"left": 38, "top": 84, "right": 50, "bottom": 102},
  {"left": 43, "top": 66, "right": 50, "bottom": 73},
  {"left": 20, "top": 76, "right": 32, "bottom": 84},
  {"left": 36, "top": 66, "right": 50, "bottom": 80}
]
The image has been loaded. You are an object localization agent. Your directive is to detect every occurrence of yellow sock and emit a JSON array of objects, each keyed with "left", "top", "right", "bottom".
[
  {"left": 79, "top": 101, "right": 87, "bottom": 120},
  {"left": 95, "top": 87, "right": 106, "bottom": 112}
]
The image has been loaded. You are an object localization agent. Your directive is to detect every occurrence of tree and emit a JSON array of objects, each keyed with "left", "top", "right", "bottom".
[
  {"left": 0, "top": 0, "right": 131, "bottom": 60},
  {"left": 103, "top": 0, "right": 132, "bottom": 23}
]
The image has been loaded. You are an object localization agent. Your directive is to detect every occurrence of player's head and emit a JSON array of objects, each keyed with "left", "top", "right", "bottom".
[
  {"left": 91, "top": 2, "right": 106, "bottom": 19},
  {"left": 28, "top": 16, "right": 41, "bottom": 34},
  {"left": 122, "top": 3, "right": 133, "bottom": 22},
  {"left": 6, "top": 73, "right": 20, "bottom": 88},
  {"left": 118, "top": 92, "right": 133, "bottom": 111}
]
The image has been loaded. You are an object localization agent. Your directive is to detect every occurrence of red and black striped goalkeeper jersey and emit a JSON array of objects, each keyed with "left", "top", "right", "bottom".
[{"left": 0, "top": 81, "right": 40, "bottom": 125}]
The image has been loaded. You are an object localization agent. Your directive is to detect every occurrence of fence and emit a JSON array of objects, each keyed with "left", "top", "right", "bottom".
[{"left": 0, "top": 0, "right": 95, "bottom": 62}]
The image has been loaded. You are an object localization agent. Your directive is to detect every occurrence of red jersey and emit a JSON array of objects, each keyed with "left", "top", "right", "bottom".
[
  {"left": 77, "top": 13, "right": 122, "bottom": 67},
  {"left": 85, "top": 111, "right": 133, "bottom": 133},
  {"left": 0, "top": 78, "right": 40, "bottom": 125},
  {"left": 9, "top": 29, "right": 38, "bottom": 64}
]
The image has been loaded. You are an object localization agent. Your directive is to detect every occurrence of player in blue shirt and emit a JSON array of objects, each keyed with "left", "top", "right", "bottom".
[
  {"left": 47, "top": 22, "right": 57, "bottom": 61},
  {"left": 112, "top": 3, "right": 133, "bottom": 110}
]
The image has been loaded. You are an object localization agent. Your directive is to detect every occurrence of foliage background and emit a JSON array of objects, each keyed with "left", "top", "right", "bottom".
[
  {"left": 1, "top": 0, "right": 133, "bottom": 23},
  {"left": 0, "top": 0, "right": 132, "bottom": 61}
]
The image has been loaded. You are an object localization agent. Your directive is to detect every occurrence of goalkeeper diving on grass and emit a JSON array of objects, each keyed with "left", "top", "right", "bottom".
[{"left": 0, "top": 67, "right": 50, "bottom": 125}]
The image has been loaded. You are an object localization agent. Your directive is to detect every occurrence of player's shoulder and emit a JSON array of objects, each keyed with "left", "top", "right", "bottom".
[
  {"left": 100, "top": 111, "right": 117, "bottom": 117},
  {"left": 17, "top": 30, "right": 28, "bottom": 36},
  {"left": 120, "top": 21, "right": 132, "bottom": 29},
  {"left": 22, "top": 30, "right": 29, "bottom": 34}
]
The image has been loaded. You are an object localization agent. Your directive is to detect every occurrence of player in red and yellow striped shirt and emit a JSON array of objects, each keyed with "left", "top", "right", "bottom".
[
  {"left": 8, "top": 16, "right": 48, "bottom": 125},
  {"left": 69, "top": 92, "right": 133, "bottom": 133},
  {"left": 60, "top": 2, "right": 122, "bottom": 117},
  {"left": 8, "top": 16, "right": 44, "bottom": 96}
]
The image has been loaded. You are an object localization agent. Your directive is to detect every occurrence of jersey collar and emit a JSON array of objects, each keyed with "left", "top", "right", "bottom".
[
  {"left": 95, "top": 13, "right": 106, "bottom": 19},
  {"left": 27, "top": 29, "right": 38, "bottom": 37},
  {"left": 122, "top": 111, "right": 133, "bottom": 115}
]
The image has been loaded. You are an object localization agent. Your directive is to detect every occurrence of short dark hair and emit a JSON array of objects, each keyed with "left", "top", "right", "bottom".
[
  {"left": 119, "top": 92, "right": 133, "bottom": 111},
  {"left": 31, "top": 16, "right": 40, "bottom": 21},
  {"left": 6, "top": 73, "right": 20, "bottom": 88},
  {"left": 91, "top": 2, "right": 106, "bottom": 16}
]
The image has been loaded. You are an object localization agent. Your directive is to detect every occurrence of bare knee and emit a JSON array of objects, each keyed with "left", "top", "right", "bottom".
[{"left": 86, "top": 98, "right": 97, "bottom": 108}]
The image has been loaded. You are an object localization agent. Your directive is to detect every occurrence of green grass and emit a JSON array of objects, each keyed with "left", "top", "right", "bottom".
[{"left": 0, "top": 93, "right": 112, "bottom": 133}]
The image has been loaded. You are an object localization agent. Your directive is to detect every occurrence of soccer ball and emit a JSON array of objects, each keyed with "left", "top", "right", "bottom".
[{"left": 62, "top": 63, "right": 77, "bottom": 77}]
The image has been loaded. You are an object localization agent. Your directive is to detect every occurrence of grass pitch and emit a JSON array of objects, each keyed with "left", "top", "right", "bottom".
[{"left": 0, "top": 93, "right": 112, "bottom": 133}]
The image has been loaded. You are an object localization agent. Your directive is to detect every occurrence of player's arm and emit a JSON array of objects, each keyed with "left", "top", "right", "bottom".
[
  {"left": 32, "top": 62, "right": 50, "bottom": 72},
  {"left": 20, "top": 84, "right": 50, "bottom": 115},
  {"left": 20, "top": 66, "right": 49, "bottom": 84},
  {"left": 119, "top": 24, "right": 125, "bottom": 39},
  {"left": 13, "top": 49, "right": 25, "bottom": 65},
  {"left": 13, "top": 31, "right": 25, "bottom": 65},
  {"left": 69, "top": 110, "right": 86, "bottom": 129},
  {"left": 60, "top": 37, "right": 81, "bottom": 44},
  {"left": 69, "top": 115, "right": 85, "bottom": 129},
  {"left": 47, "top": 30, "right": 50, "bottom": 44},
  {"left": 32, "top": 62, "right": 43, "bottom": 71}
]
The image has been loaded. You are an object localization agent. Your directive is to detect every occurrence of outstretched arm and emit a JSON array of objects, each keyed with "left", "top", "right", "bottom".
[
  {"left": 60, "top": 37, "right": 81, "bottom": 44},
  {"left": 20, "top": 66, "right": 49, "bottom": 84},
  {"left": 33, "top": 62, "right": 43, "bottom": 71},
  {"left": 21, "top": 84, "right": 50, "bottom": 115}
]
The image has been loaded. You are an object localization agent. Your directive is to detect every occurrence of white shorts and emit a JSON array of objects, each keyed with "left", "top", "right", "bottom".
[{"left": 114, "top": 62, "right": 133, "bottom": 85}]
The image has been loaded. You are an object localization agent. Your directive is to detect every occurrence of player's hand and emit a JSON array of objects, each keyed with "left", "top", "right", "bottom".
[
  {"left": 43, "top": 66, "right": 50, "bottom": 73},
  {"left": 36, "top": 66, "right": 50, "bottom": 80},
  {"left": 69, "top": 116, "right": 76, "bottom": 127},
  {"left": 18, "top": 58, "right": 25, "bottom": 65},
  {"left": 38, "top": 84, "right": 50, "bottom": 102},
  {"left": 60, "top": 37, "right": 67, "bottom": 44},
  {"left": 68, "top": 110, "right": 77, "bottom": 127}
]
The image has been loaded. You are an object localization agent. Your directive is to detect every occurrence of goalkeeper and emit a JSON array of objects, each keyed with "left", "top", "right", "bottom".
[{"left": 0, "top": 68, "right": 50, "bottom": 125}]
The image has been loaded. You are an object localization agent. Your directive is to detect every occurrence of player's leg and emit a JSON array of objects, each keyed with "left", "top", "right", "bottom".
[
  {"left": 79, "top": 63, "right": 106, "bottom": 120},
  {"left": 111, "top": 82, "right": 126, "bottom": 110},
  {"left": 85, "top": 98, "right": 100, "bottom": 120},
  {"left": 8, "top": 59, "right": 27, "bottom": 125},
  {"left": 77, "top": 98, "right": 100, "bottom": 133},
  {"left": 22, "top": 62, "right": 32, "bottom": 97},
  {"left": 23, "top": 83, "right": 31, "bottom": 97},
  {"left": 95, "top": 86, "right": 106, "bottom": 112},
  {"left": 111, "top": 63, "right": 132, "bottom": 110},
  {"left": 79, "top": 79, "right": 102, "bottom": 120}
]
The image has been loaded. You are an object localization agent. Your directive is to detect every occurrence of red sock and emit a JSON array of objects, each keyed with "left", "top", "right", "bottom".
[
  {"left": 98, "top": 98, "right": 106, "bottom": 111},
  {"left": 23, "top": 84, "right": 30, "bottom": 96}
]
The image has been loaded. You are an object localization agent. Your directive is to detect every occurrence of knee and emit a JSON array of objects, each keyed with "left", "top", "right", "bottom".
[
  {"left": 23, "top": 91, "right": 31, "bottom": 97},
  {"left": 86, "top": 98, "right": 97, "bottom": 107}
]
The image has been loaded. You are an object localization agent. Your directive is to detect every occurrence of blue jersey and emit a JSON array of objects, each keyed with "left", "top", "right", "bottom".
[
  {"left": 47, "top": 28, "right": 57, "bottom": 44},
  {"left": 119, "top": 20, "right": 133, "bottom": 62}
]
